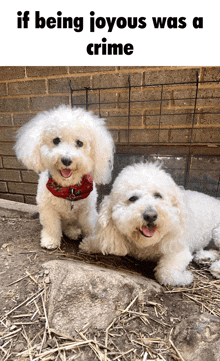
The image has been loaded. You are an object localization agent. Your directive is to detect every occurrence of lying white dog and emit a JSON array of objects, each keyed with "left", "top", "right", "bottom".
[
  {"left": 80, "top": 162, "right": 220, "bottom": 286},
  {"left": 14, "top": 105, "right": 114, "bottom": 249}
]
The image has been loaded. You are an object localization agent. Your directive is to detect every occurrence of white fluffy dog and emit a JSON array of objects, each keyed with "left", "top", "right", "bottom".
[
  {"left": 14, "top": 105, "right": 114, "bottom": 249},
  {"left": 80, "top": 162, "right": 220, "bottom": 286}
]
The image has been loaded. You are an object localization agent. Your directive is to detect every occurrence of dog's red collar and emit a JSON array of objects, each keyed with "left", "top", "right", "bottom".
[{"left": 46, "top": 173, "right": 93, "bottom": 208}]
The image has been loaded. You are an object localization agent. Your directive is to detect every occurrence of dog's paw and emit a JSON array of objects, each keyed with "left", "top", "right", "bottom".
[
  {"left": 155, "top": 268, "right": 194, "bottom": 286},
  {"left": 194, "top": 249, "right": 220, "bottom": 264},
  {"left": 63, "top": 227, "right": 82, "bottom": 240},
  {"left": 210, "top": 260, "right": 220, "bottom": 279},
  {"left": 213, "top": 227, "right": 220, "bottom": 248},
  {"left": 40, "top": 236, "right": 61, "bottom": 250},
  {"left": 79, "top": 236, "right": 96, "bottom": 254}
]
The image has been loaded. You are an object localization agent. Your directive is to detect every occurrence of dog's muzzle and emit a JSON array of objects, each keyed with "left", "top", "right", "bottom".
[
  {"left": 61, "top": 157, "right": 72, "bottom": 167},
  {"left": 143, "top": 209, "right": 158, "bottom": 223},
  {"left": 139, "top": 208, "right": 158, "bottom": 238},
  {"left": 60, "top": 157, "right": 74, "bottom": 178}
]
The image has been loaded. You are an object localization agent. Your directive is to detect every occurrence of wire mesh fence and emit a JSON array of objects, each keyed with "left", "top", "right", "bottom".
[{"left": 69, "top": 72, "right": 220, "bottom": 199}]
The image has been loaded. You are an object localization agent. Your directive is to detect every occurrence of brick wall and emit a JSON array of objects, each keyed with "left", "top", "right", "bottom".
[{"left": 0, "top": 66, "right": 220, "bottom": 203}]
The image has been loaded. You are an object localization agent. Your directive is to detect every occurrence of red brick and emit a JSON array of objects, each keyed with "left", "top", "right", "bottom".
[
  {"left": 161, "top": 113, "right": 195, "bottom": 126},
  {"left": 69, "top": 66, "right": 115, "bottom": 73},
  {"left": 3, "top": 157, "right": 26, "bottom": 169},
  {"left": 120, "top": 66, "right": 148, "bottom": 70},
  {"left": 103, "top": 109, "right": 143, "bottom": 128},
  {"left": 71, "top": 91, "right": 118, "bottom": 111},
  {"left": 0, "top": 193, "right": 24, "bottom": 202},
  {"left": 197, "top": 99, "right": 220, "bottom": 108},
  {"left": 171, "top": 88, "right": 197, "bottom": 107},
  {"left": 118, "top": 89, "right": 170, "bottom": 109},
  {"left": 168, "top": 129, "right": 190, "bottom": 143},
  {"left": 119, "top": 129, "right": 168, "bottom": 143},
  {"left": 203, "top": 67, "right": 220, "bottom": 82},
  {"left": 144, "top": 111, "right": 195, "bottom": 127},
  {"left": 144, "top": 107, "right": 200, "bottom": 125},
  {"left": 70, "top": 94, "right": 86, "bottom": 108},
  {"left": 49, "top": 76, "right": 91, "bottom": 93},
  {"left": 87, "top": 92, "right": 117, "bottom": 110},
  {"left": 0, "top": 114, "right": 13, "bottom": 126},
  {"left": 21, "top": 170, "right": 39, "bottom": 183},
  {"left": 0, "top": 97, "right": 30, "bottom": 112},
  {"left": 192, "top": 129, "right": 220, "bottom": 143},
  {"left": 0, "top": 169, "right": 21, "bottom": 182},
  {"left": 197, "top": 87, "right": 220, "bottom": 107},
  {"left": 144, "top": 68, "right": 199, "bottom": 86},
  {"left": 198, "top": 87, "right": 220, "bottom": 97},
  {"left": 0, "top": 67, "right": 25, "bottom": 81},
  {"left": 120, "top": 128, "right": 192, "bottom": 144},
  {"left": 30, "top": 95, "right": 69, "bottom": 111},
  {"left": 0, "top": 143, "right": 15, "bottom": 156},
  {"left": 8, "top": 182, "right": 37, "bottom": 195},
  {"left": 24, "top": 195, "right": 37, "bottom": 204},
  {"left": 104, "top": 113, "right": 127, "bottom": 128},
  {"left": 26, "top": 66, "right": 68, "bottom": 77},
  {"left": 92, "top": 73, "right": 141, "bottom": 89},
  {"left": 13, "top": 113, "right": 35, "bottom": 126},
  {"left": 0, "top": 83, "right": 7, "bottom": 96},
  {"left": 0, "top": 182, "right": 8, "bottom": 192},
  {"left": 8, "top": 80, "right": 46, "bottom": 96},
  {"left": 199, "top": 113, "right": 220, "bottom": 125},
  {"left": 0, "top": 130, "right": 17, "bottom": 142}
]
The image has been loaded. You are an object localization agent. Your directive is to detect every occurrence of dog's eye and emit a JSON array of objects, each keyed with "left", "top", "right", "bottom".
[
  {"left": 154, "top": 192, "right": 162, "bottom": 199},
  {"left": 129, "top": 196, "right": 139, "bottom": 203},
  {"left": 53, "top": 137, "right": 61, "bottom": 145},
  {"left": 76, "top": 140, "right": 83, "bottom": 147}
]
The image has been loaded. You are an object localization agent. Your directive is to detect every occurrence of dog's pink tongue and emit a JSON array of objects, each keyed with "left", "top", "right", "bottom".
[
  {"left": 142, "top": 226, "right": 157, "bottom": 237},
  {"left": 61, "top": 169, "right": 73, "bottom": 178}
]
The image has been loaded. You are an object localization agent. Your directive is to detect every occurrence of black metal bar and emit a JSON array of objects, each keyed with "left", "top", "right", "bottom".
[
  {"left": 69, "top": 104, "right": 220, "bottom": 118},
  {"left": 216, "top": 177, "right": 220, "bottom": 198},
  {"left": 157, "top": 84, "right": 163, "bottom": 157},
  {"left": 71, "top": 98, "right": 220, "bottom": 108},
  {"left": 184, "top": 70, "right": 199, "bottom": 189},
  {"left": 69, "top": 80, "right": 74, "bottom": 108},
  {"left": 85, "top": 87, "right": 89, "bottom": 110},
  {"left": 98, "top": 89, "right": 101, "bottom": 118},
  {"left": 127, "top": 75, "right": 131, "bottom": 151},
  {"left": 67, "top": 79, "right": 218, "bottom": 93}
]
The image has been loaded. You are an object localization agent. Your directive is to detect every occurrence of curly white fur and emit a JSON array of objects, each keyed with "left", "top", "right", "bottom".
[
  {"left": 80, "top": 162, "right": 220, "bottom": 286},
  {"left": 14, "top": 105, "right": 114, "bottom": 249}
]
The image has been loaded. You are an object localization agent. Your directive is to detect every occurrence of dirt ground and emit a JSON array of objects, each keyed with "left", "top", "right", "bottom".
[{"left": 0, "top": 207, "right": 219, "bottom": 361}]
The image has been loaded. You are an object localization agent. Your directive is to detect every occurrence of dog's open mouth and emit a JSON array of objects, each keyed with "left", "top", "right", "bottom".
[
  {"left": 60, "top": 169, "right": 73, "bottom": 178},
  {"left": 139, "top": 224, "right": 157, "bottom": 238}
]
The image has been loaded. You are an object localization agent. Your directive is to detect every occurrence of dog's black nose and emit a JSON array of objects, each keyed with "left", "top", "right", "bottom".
[
  {"left": 61, "top": 157, "right": 72, "bottom": 167},
  {"left": 143, "top": 209, "right": 158, "bottom": 223}
]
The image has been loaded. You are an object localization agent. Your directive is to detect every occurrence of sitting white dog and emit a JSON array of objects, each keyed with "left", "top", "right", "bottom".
[
  {"left": 14, "top": 105, "right": 114, "bottom": 249},
  {"left": 80, "top": 162, "right": 220, "bottom": 286}
]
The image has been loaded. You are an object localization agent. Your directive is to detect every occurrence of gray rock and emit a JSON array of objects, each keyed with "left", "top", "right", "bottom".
[
  {"left": 43, "top": 259, "right": 161, "bottom": 336},
  {"left": 173, "top": 313, "right": 220, "bottom": 361}
]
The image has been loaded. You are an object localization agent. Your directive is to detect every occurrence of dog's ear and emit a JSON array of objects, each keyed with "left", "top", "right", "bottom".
[
  {"left": 14, "top": 114, "right": 46, "bottom": 173},
  {"left": 96, "top": 195, "right": 129, "bottom": 256},
  {"left": 169, "top": 185, "right": 186, "bottom": 224},
  {"left": 90, "top": 120, "right": 115, "bottom": 185}
]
